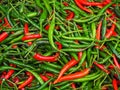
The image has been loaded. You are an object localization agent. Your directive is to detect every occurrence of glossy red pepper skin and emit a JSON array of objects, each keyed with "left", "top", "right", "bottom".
[
  {"left": 66, "top": 11, "right": 74, "bottom": 20},
  {"left": 3, "top": 18, "right": 12, "bottom": 28},
  {"left": 80, "top": 0, "right": 103, "bottom": 6},
  {"left": 112, "top": 54, "right": 120, "bottom": 69},
  {"left": 105, "top": 19, "right": 116, "bottom": 38},
  {"left": 54, "top": 68, "right": 90, "bottom": 84},
  {"left": 33, "top": 52, "right": 59, "bottom": 62},
  {"left": 24, "top": 23, "right": 29, "bottom": 35},
  {"left": 0, "top": 32, "right": 9, "bottom": 42},
  {"left": 71, "top": 83, "right": 76, "bottom": 90},
  {"left": 74, "top": 0, "right": 92, "bottom": 13},
  {"left": 40, "top": 74, "right": 49, "bottom": 82},
  {"left": 93, "top": 62, "right": 110, "bottom": 74},
  {"left": 18, "top": 72, "right": 34, "bottom": 89},
  {"left": 112, "top": 78, "right": 118, "bottom": 90},
  {"left": 22, "top": 34, "right": 42, "bottom": 41}
]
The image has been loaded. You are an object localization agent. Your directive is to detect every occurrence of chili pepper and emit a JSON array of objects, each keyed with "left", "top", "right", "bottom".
[
  {"left": 40, "top": 74, "right": 49, "bottom": 82},
  {"left": 3, "top": 17, "right": 11, "bottom": 28},
  {"left": 79, "top": 0, "right": 103, "bottom": 6},
  {"left": 74, "top": 0, "right": 92, "bottom": 13},
  {"left": 63, "top": 2, "right": 69, "bottom": 6},
  {"left": 71, "top": 83, "right": 76, "bottom": 90},
  {"left": 96, "top": 21, "right": 102, "bottom": 40},
  {"left": 54, "top": 52, "right": 82, "bottom": 83},
  {"left": 112, "top": 78, "right": 118, "bottom": 90},
  {"left": 18, "top": 72, "right": 34, "bottom": 89},
  {"left": 54, "top": 68, "right": 90, "bottom": 84},
  {"left": 22, "top": 34, "right": 42, "bottom": 41},
  {"left": 4, "top": 64, "right": 16, "bottom": 80},
  {"left": 0, "top": 32, "right": 9, "bottom": 42},
  {"left": 33, "top": 52, "right": 59, "bottom": 62},
  {"left": 112, "top": 54, "right": 120, "bottom": 69},
  {"left": 105, "top": 19, "right": 116, "bottom": 38},
  {"left": 93, "top": 62, "right": 110, "bottom": 74},
  {"left": 45, "top": 72, "right": 54, "bottom": 77},
  {"left": 66, "top": 11, "right": 74, "bottom": 20},
  {"left": 24, "top": 23, "right": 29, "bottom": 35},
  {"left": 44, "top": 24, "right": 50, "bottom": 30}
]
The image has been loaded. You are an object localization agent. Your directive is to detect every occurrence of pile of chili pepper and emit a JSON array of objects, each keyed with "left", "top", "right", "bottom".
[{"left": 0, "top": 0, "right": 120, "bottom": 90}]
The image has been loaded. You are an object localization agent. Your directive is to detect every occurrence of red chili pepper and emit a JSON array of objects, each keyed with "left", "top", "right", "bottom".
[
  {"left": 106, "top": 29, "right": 118, "bottom": 37},
  {"left": 3, "top": 18, "right": 12, "bottom": 28},
  {"left": 54, "top": 52, "right": 82, "bottom": 84},
  {"left": 18, "top": 72, "right": 34, "bottom": 89},
  {"left": 0, "top": 20, "right": 2, "bottom": 23},
  {"left": 112, "top": 78, "right": 118, "bottom": 90},
  {"left": 45, "top": 72, "right": 54, "bottom": 77},
  {"left": 96, "top": 21, "right": 102, "bottom": 40},
  {"left": 24, "top": 23, "right": 29, "bottom": 35},
  {"left": 105, "top": 19, "right": 116, "bottom": 38},
  {"left": 54, "top": 68, "right": 90, "bottom": 84},
  {"left": 4, "top": 64, "right": 16, "bottom": 80},
  {"left": 79, "top": 0, "right": 103, "bottom": 6},
  {"left": 55, "top": 41, "right": 62, "bottom": 50},
  {"left": 93, "top": 62, "right": 110, "bottom": 74},
  {"left": 66, "top": 11, "right": 74, "bottom": 20},
  {"left": 0, "top": 32, "right": 9, "bottom": 42},
  {"left": 40, "top": 74, "right": 49, "bottom": 82},
  {"left": 71, "top": 83, "right": 76, "bottom": 90},
  {"left": 22, "top": 34, "right": 42, "bottom": 41},
  {"left": 12, "top": 76, "right": 20, "bottom": 84},
  {"left": 108, "top": 64, "right": 114, "bottom": 69},
  {"left": 112, "top": 54, "right": 120, "bottom": 69},
  {"left": 74, "top": 0, "right": 92, "bottom": 13},
  {"left": 33, "top": 52, "right": 59, "bottom": 62},
  {"left": 63, "top": 2, "right": 69, "bottom": 6},
  {"left": 45, "top": 24, "right": 50, "bottom": 30}
]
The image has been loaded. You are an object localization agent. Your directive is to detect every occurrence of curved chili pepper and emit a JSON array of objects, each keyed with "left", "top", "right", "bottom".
[
  {"left": 18, "top": 72, "right": 34, "bottom": 89},
  {"left": 4, "top": 64, "right": 16, "bottom": 80},
  {"left": 66, "top": 11, "right": 74, "bottom": 20},
  {"left": 93, "top": 62, "right": 110, "bottom": 74},
  {"left": 55, "top": 41, "right": 62, "bottom": 50},
  {"left": 0, "top": 32, "right": 9, "bottom": 42},
  {"left": 112, "top": 54, "right": 120, "bottom": 69},
  {"left": 74, "top": 0, "right": 92, "bottom": 13},
  {"left": 22, "top": 34, "right": 42, "bottom": 41},
  {"left": 3, "top": 17, "right": 11, "bottom": 28},
  {"left": 33, "top": 52, "right": 59, "bottom": 62},
  {"left": 112, "top": 78, "right": 118, "bottom": 90},
  {"left": 40, "top": 74, "right": 49, "bottom": 82},
  {"left": 105, "top": 19, "right": 116, "bottom": 38},
  {"left": 54, "top": 68, "right": 90, "bottom": 84},
  {"left": 54, "top": 52, "right": 82, "bottom": 84}
]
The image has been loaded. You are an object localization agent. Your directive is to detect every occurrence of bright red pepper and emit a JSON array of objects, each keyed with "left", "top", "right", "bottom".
[
  {"left": 55, "top": 41, "right": 62, "bottom": 50},
  {"left": 3, "top": 18, "right": 12, "bottom": 28},
  {"left": 33, "top": 52, "right": 59, "bottom": 62},
  {"left": 112, "top": 78, "right": 118, "bottom": 90},
  {"left": 45, "top": 72, "right": 54, "bottom": 77},
  {"left": 74, "top": 0, "right": 92, "bottom": 13},
  {"left": 93, "top": 62, "right": 110, "bottom": 74},
  {"left": 96, "top": 21, "right": 102, "bottom": 40},
  {"left": 45, "top": 24, "right": 50, "bottom": 30},
  {"left": 4, "top": 64, "right": 16, "bottom": 80},
  {"left": 54, "top": 68, "right": 90, "bottom": 84},
  {"left": 79, "top": 0, "right": 103, "bottom": 6},
  {"left": 54, "top": 52, "right": 82, "bottom": 84},
  {"left": 105, "top": 19, "right": 116, "bottom": 38},
  {"left": 0, "top": 32, "right": 9, "bottom": 42},
  {"left": 40, "top": 74, "right": 49, "bottom": 82},
  {"left": 22, "top": 34, "right": 42, "bottom": 41},
  {"left": 18, "top": 72, "right": 34, "bottom": 89},
  {"left": 112, "top": 54, "right": 120, "bottom": 69},
  {"left": 24, "top": 23, "right": 29, "bottom": 35},
  {"left": 71, "top": 83, "right": 76, "bottom": 90},
  {"left": 66, "top": 11, "right": 74, "bottom": 20}
]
